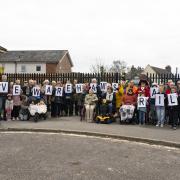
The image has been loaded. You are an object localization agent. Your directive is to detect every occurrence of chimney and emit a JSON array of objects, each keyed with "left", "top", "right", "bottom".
[{"left": 165, "top": 65, "right": 171, "bottom": 73}]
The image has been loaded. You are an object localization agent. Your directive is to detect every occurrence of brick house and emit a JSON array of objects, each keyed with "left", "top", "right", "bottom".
[{"left": 0, "top": 49, "right": 73, "bottom": 73}]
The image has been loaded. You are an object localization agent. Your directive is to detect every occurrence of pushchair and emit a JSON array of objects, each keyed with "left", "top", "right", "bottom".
[
  {"left": 119, "top": 105, "right": 135, "bottom": 124},
  {"left": 28, "top": 100, "right": 47, "bottom": 122}
]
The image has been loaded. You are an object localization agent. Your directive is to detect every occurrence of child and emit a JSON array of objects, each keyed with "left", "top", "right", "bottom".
[
  {"left": 155, "top": 84, "right": 165, "bottom": 127},
  {"left": 12, "top": 79, "right": 22, "bottom": 120},
  {"left": 137, "top": 91, "right": 149, "bottom": 125},
  {"left": 19, "top": 95, "right": 29, "bottom": 121},
  {"left": 5, "top": 94, "right": 13, "bottom": 121}
]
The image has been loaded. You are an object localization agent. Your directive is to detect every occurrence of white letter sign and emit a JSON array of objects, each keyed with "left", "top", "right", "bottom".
[
  {"left": 0, "top": 82, "right": 8, "bottom": 93},
  {"left": 76, "top": 84, "right": 83, "bottom": 93},
  {"left": 150, "top": 87, "right": 159, "bottom": 98},
  {"left": 168, "top": 93, "right": 178, "bottom": 106},
  {"left": 55, "top": 87, "right": 63, "bottom": 96},
  {"left": 137, "top": 97, "right": 146, "bottom": 108},
  {"left": 32, "top": 87, "right": 41, "bottom": 97},
  {"left": 100, "top": 82, "right": 107, "bottom": 92},
  {"left": 155, "top": 94, "right": 164, "bottom": 106},
  {"left": 65, "top": 84, "right": 72, "bottom": 93},
  {"left": 112, "top": 83, "right": 118, "bottom": 92},
  {"left": 13, "top": 85, "right": 21, "bottom": 95},
  {"left": 45, "top": 85, "right": 52, "bottom": 95},
  {"left": 90, "top": 83, "right": 97, "bottom": 93}
]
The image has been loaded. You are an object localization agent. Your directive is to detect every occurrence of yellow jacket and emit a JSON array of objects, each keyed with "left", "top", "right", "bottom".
[{"left": 115, "top": 85, "right": 124, "bottom": 109}]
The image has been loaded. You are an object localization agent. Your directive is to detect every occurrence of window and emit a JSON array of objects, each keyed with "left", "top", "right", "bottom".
[
  {"left": 36, "top": 65, "right": 41, "bottom": 72},
  {"left": 21, "top": 65, "right": 26, "bottom": 72}
]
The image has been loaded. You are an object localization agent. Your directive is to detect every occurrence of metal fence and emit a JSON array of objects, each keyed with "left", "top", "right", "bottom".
[
  {"left": 1, "top": 72, "right": 179, "bottom": 85},
  {"left": 0, "top": 73, "right": 123, "bottom": 84}
]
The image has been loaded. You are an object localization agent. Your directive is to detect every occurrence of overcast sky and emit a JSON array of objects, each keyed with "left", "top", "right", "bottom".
[{"left": 1, "top": 0, "right": 180, "bottom": 73}]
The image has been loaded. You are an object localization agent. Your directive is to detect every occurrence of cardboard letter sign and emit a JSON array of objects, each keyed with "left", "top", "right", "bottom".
[{"left": 155, "top": 94, "right": 164, "bottom": 106}]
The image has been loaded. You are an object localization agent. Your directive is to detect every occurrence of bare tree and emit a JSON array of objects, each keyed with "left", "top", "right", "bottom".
[
  {"left": 90, "top": 59, "right": 108, "bottom": 73},
  {"left": 109, "top": 60, "right": 127, "bottom": 74}
]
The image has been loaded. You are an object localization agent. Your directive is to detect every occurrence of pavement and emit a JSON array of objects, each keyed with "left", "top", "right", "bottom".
[
  {"left": 1, "top": 132, "right": 180, "bottom": 180},
  {"left": 0, "top": 116, "right": 180, "bottom": 148}
]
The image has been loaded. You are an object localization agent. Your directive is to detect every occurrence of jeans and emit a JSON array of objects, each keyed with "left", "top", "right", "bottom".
[
  {"left": 138, "top": 110, "right": 146, "bottom": 124},
  {"left": 156, "top": 106, "right": 165, "bottom": 125}
]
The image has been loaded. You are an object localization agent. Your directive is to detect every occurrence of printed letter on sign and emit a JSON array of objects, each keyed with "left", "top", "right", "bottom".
[
  {"left": 155, "top": 94, "right": 164, "bottom": 106},
  {"left": 112, "top": 83, "right": 118, "bottom": 92},
  {"left": 90, "top": 83, "right": 97, "bottom": 93},
  {"left": 32, "top": 87, "right": 40, "bottom": 97},
  {"left": 76, "top": 84, "right": 83, "bottom": 93},
  {"left": 168, "top": 93, "right": 178, "bottom": 106},
  {"left": 150, "top": 87, "right": 159, "bottom": 98},
  {"left": 65, "top": 84, "right": 72, "bottom": 93},
  {"left": 45, "top": 85, "right": 52, "bottom": 95},
  {"left": 0, "top": 82, "right": 8, "bottom": 93},
  {"left": 13, "top": 85, "right": 21, "bottom": 95},
  {"left": 138, "top": 97, "right": 146, "bottom": 108},
  {"left": 55, "top": 87, "right": 63, "bottom": 96},
  {"left": 100, "top": 82, "right": 107, "bottom": 92}
]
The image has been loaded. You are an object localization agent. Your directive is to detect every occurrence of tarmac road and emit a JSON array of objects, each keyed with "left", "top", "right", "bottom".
[{"left": 0, "top": 132, "right": 180, "bottom": 180}]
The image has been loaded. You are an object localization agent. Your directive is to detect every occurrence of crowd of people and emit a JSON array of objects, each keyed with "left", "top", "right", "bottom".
[{"left": 0, "top": 74, "right": 180, "bottom": 130}]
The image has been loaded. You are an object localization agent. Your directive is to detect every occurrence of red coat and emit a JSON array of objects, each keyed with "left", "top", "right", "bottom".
[{"left": 136, "top": 86, "right": 150, "bottom": 97}]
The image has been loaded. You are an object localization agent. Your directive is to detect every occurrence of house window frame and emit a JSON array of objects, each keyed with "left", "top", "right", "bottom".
[
  {"left": 21, "top": 65, "right": 26, "bottom": 72},
  {"left": 36, "top": 65, "right": 41, "bottom": 72}
]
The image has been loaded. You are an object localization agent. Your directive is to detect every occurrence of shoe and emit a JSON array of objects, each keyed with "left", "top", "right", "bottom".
[
  {"left": 16, "top": 117, "right": 19, "bottom": 121},
  {"left": 160, "top": 124, "right": 164, "bottom": 128},
  {"left": 12, "top": 117, "right": 15, "bottom": 121},
  {"left": 156, "top": 124, "right": 159, "bottom": 127},
  {"left": 173, "top": 126, "right": 177, "bottom": 130}
]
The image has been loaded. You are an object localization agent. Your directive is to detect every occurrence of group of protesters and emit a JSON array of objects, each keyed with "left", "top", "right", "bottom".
[{"left": 0, "top": 74, "right": 180, "bottom": 130}]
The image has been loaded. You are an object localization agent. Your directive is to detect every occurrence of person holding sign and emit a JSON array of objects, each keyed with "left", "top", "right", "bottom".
[
  {"left": 12, "top": 79, "right": 22, "bottom": 120},
  {"left": 149, "top": 83, "right": 159, "bottom": 124},
  {"left": 64, "top": 80, "right": 73, "bottom": 116},
  {"left": 137, "top": 91, "right": 149, "bottom": 125},
  {"left": 72, "top": 79, "right": 79, "bottom": 116},
  {"left": 0, "top": 75, "right": 8, "bottom": 120},
  {"left": 155, "top": 84, "right": 165, "bottom": 127},
  {"left": 100, "top": 86, "right": 116, "bottom": 116},
  {"left": 137, "top": 79, "right": 150, "bottom": 125},
  {"left": 168, "top": 85, "right": 179, "bottom": 130},
  {"left": 54, "top": 81, "right": 64, "bottom": 117},
  {"left": 84, "top": 89, "right": 98, "bottom": 122}
]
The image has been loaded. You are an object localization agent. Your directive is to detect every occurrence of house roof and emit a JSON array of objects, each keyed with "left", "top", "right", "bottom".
[
  {"left": 0, "top": 50, "right": 73, "bottom": 66},
  {"left": 150, "top": 66, "right": 171, "bottom": 74},
  {"left": 0, "top": 46, "right": 7, "bottom": 52}
]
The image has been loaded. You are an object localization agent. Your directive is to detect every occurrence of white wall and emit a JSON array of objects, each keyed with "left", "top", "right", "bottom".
[{"left": 2, "top": 62, "right": 46, "bottom": 73}]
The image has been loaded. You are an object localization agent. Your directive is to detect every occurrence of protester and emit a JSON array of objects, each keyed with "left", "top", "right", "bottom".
[
  {"left": 12, "top": 79, "right": 22, "bottom": 120},
  {"left": 155, "top": 83, "right": 165, "bottom": 127},
  {"left": 84, "top": 89, "right": 98, "bottom": 122},
  {"left": 5, "top": 94, "right": 13, "bottom": 121}
]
